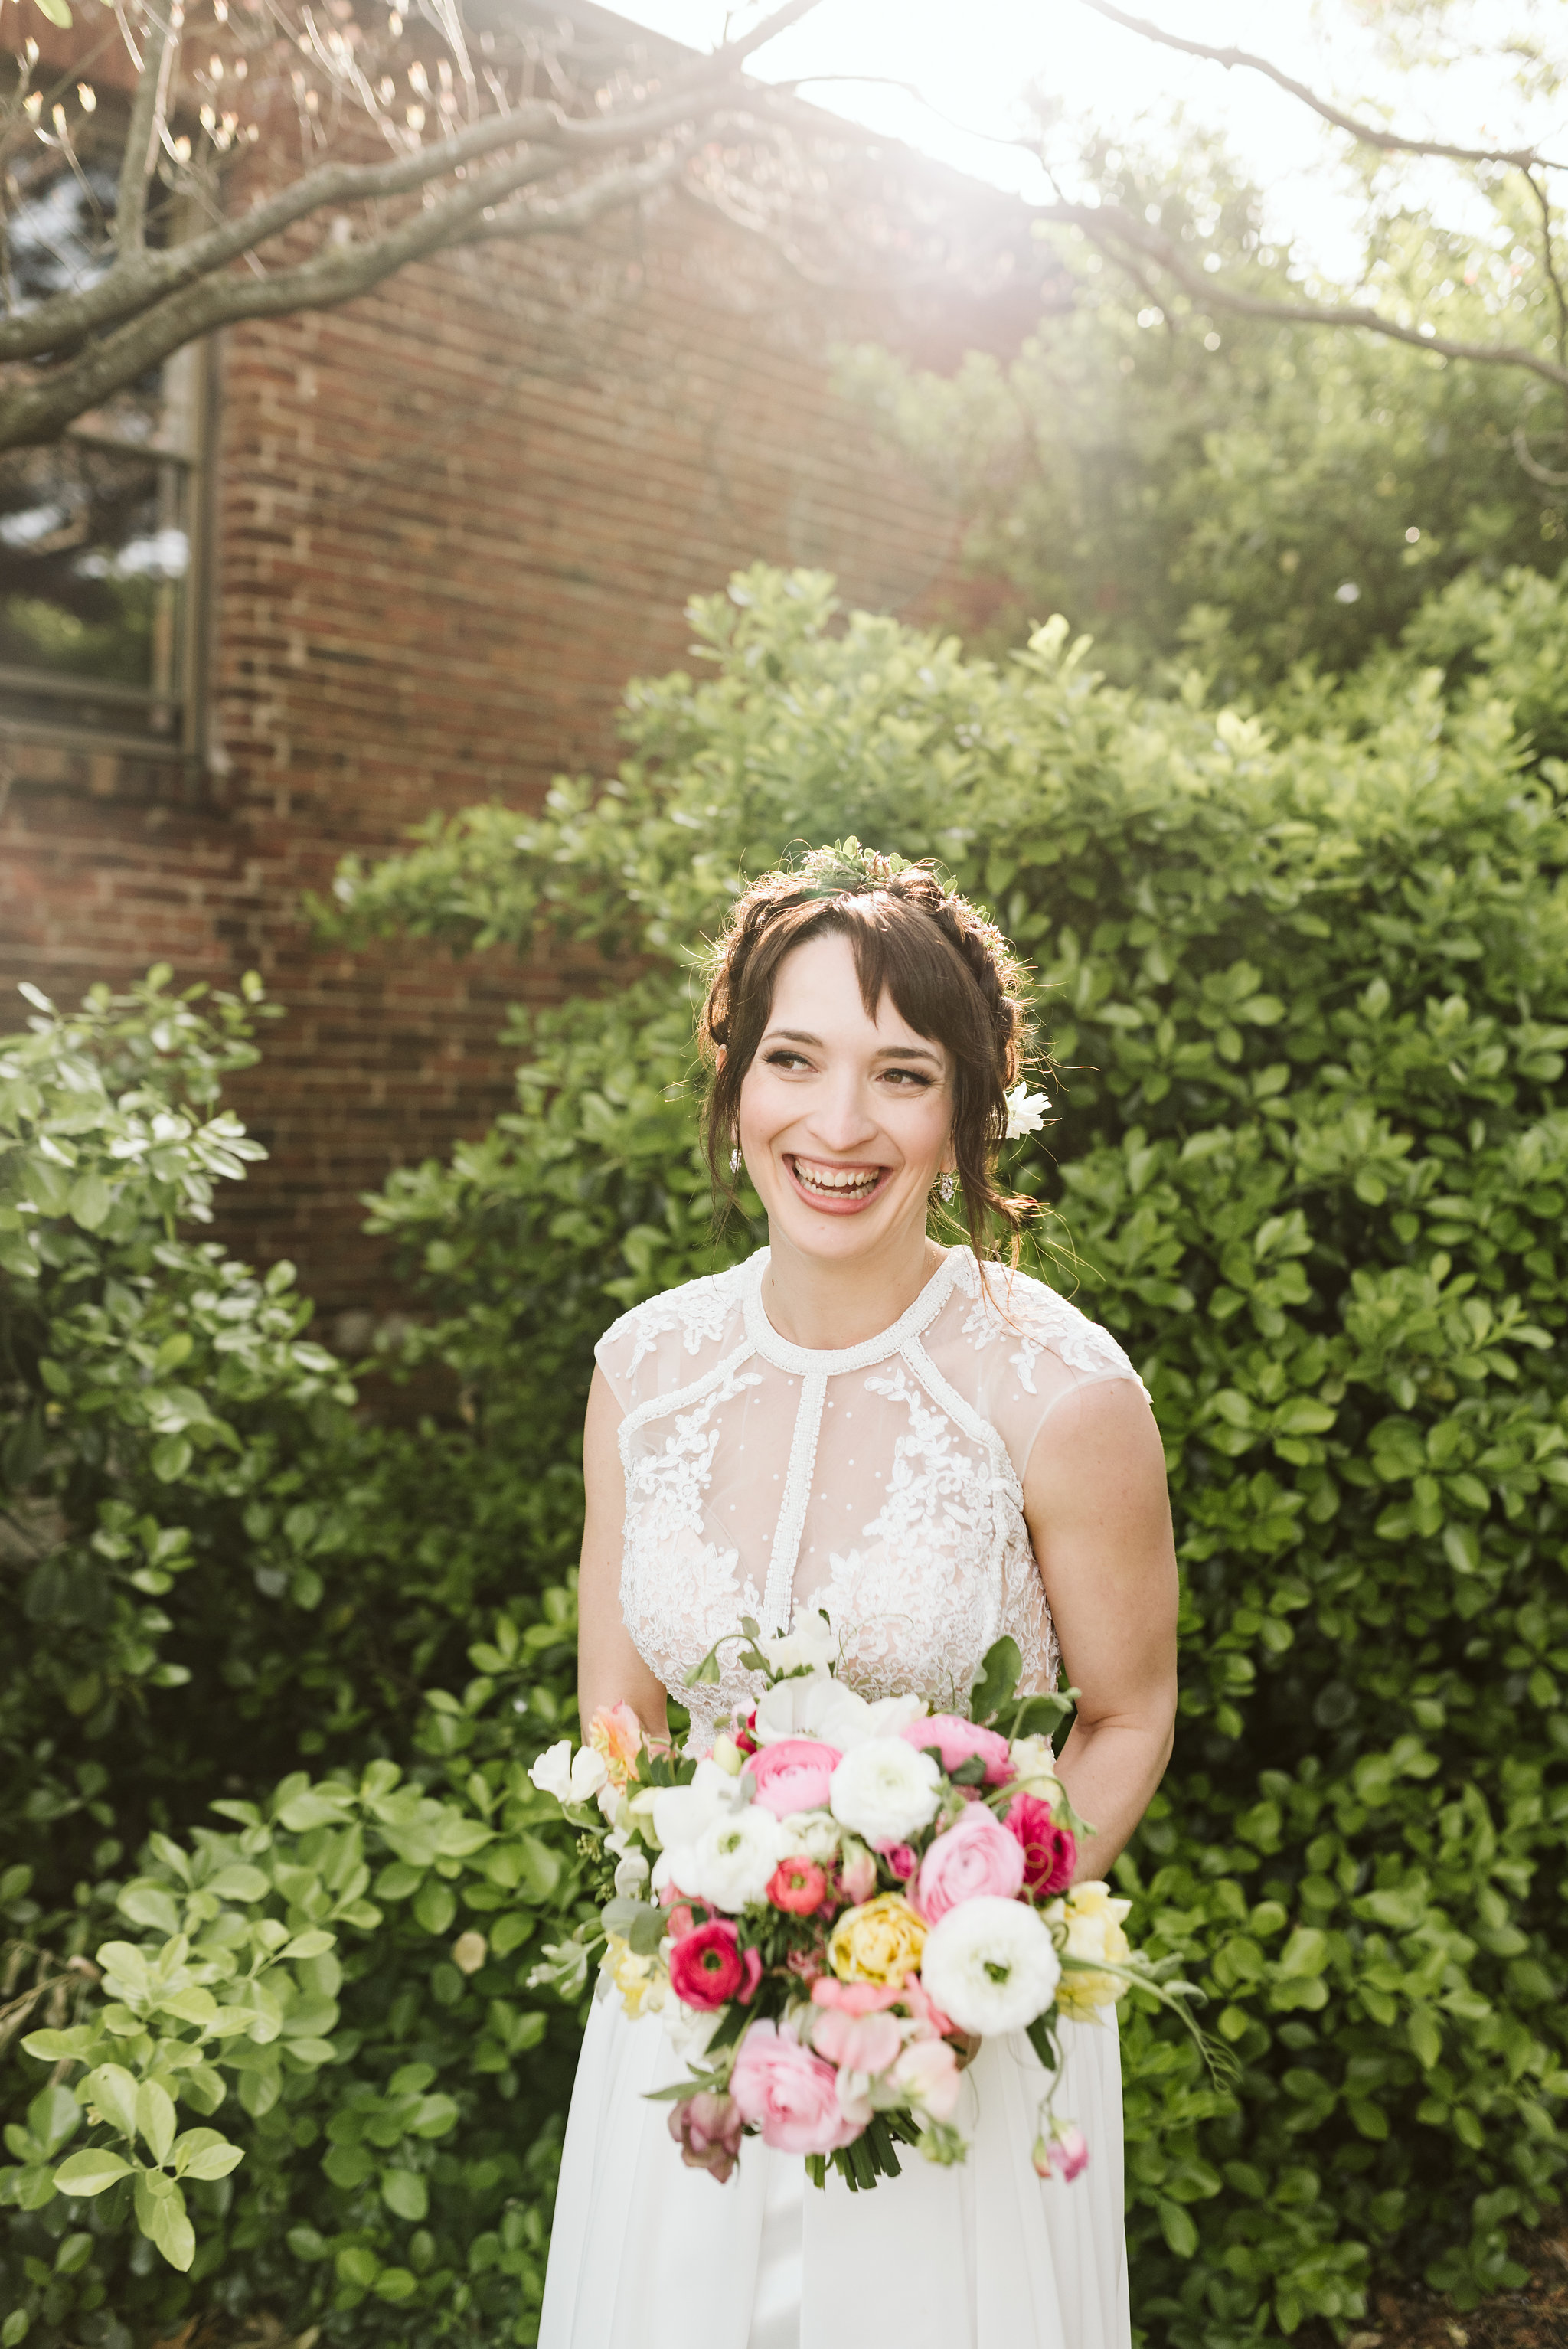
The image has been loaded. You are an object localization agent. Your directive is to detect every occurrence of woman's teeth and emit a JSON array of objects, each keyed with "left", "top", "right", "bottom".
[{"left": 793, "top": 1160, "right": 880, "bottom": 1198}]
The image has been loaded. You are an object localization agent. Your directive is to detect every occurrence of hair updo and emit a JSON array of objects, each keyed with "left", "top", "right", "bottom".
[{"left": 698, "top": 842, "right": 1040, "bottom": 1263}]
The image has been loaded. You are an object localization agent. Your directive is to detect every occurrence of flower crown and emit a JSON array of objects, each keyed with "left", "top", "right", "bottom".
[{"left": 792, "top": 836, "right": 910, "bottom": 897}]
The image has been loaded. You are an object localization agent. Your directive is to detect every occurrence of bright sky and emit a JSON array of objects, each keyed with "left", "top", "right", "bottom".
[{"left": 612, "top": 0, "right": 1553, "bottom": 281}]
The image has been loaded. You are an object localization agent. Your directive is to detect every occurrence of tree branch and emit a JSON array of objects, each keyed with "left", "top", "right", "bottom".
[
  {"left": 0, "top": 0, "right": 824, "bottom": 365},
  {"left": 1041, "top": 198, "right": 1568, "bottom": 394},
  {"left": 115, "top": 0, "right": 178, "bottom": 255},
  {"left": 0, "top": 138, "right": 691, "bottom": 446},
  {"left": 1075, "top": 0, "right": 1568, "bottom": 176}
]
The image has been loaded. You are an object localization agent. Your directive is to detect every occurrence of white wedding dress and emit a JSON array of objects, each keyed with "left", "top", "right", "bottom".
[{"left": 540, "top": 1245, "right": 1142, "bottom": 2349}]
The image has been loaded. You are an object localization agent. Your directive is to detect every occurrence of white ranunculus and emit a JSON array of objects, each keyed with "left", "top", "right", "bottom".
[
  {"left": 753, "top": 1671, "right": 876, "bottom": 1749},
  {"left": 778, "top": 1808, "right": 841, "bottom": 1864},
  {"left": 920, "top": 1895, "right": 1062, "bottom": 2036},
  {"left": 690, "top": 1805, "right": 790, "bottom": 1910},
  {"left": 612, "top": 1851, "right": 650, "bottom": 1898},
  {"left": 528, "top": 1740, "right": 608, "bottom": 1805},
  {"left": 758, "top": 1606, "right": 838, "bottom": 1677},
  {"left": 829, "top": 1737, "right": 942, "bottom": 1844},
  {"left": 650, "top": 1757, "right": 741, "bottom": 1854}
]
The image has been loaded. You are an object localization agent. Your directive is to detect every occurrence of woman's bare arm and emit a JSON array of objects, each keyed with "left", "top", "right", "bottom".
[
  {"left": 1023, "top": 1377, "right": 1179, "bottom": 1883},
  {"left": 576, "top": 1366, "right": 671, "bottom": 1743}
]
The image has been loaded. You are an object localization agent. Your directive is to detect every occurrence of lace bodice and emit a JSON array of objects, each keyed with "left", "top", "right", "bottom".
[{"left": 596, "top": 1246, "right": 1145, "bottom": 1746}]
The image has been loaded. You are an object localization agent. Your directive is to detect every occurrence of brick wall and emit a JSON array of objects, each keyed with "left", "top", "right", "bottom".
[{"left": 2, "top": 165, "right": 1007, "bottom": 1322}]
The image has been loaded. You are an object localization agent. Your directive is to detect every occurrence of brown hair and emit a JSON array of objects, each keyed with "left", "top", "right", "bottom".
[{"left": 698, "top": 843, "right": 1040, "bottom": 1263}]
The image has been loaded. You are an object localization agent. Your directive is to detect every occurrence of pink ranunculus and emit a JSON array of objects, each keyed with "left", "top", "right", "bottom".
[
  {"left": 1005, "top": 1793, "right": 1076, "bottom": 1899},
  {"left": 768, "top": 1855, "right": 829, "bottom": 1916},
  {"left": 730, "top": 2021, "right": 860, "bottom": 2155},
  {"left": 810, "top": 1978, "right": 903, "bottom": 2016},
  {"left": 901, "top": 1713, "right": 1015, "bottom": 1785},
  {"left": 747, "top": 1737, "right": 843, "bottom": 1820},
  {"left": 892, "top": 2034, "right": 962, "bottom": 2121},
  {"left": 667, "top": 1919, "right": 761, "bottom": 2011},
  {"left": 900, "top": 1972, "right": 956, "bottom": 2041},
  {"left": 785, "top": 1943, "right": 828, "bottom": 1986},
  {"left": 810, "top": 2006, "right": 903, "bottom": 2076},
  {"left": 916, "top": 1803, "right": 1026, "bottom": 1922},
  {"left": 836, "top": 1846, "right": 877, "bottom": 1906},
  {"left": 668, "top": 2092, "right": 744, "bottom": 2183},
  {"left": 877, "top": 1841, "right": 917, "bottom": 1880}
]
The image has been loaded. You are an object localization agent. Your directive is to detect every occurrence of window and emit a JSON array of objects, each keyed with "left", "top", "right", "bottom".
[{"left": 0, "top": 140, "right": 207, "bottom": 757}]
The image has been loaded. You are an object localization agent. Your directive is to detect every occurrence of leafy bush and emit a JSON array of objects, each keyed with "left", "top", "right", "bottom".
[
  {"left": 0, "top": 985, "right": 590, "bottom": 2344},
  {"left": 327, "top": 564, "right": 1568, "bottom": 2342},
  {"left": 4, "top": 560, "right": 1566, "bottom": 2346}
]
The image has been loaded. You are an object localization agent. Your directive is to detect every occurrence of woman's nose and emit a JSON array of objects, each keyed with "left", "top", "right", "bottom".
[{"left": 806, "top": 1076, "right": 879, "bottom": 1154}]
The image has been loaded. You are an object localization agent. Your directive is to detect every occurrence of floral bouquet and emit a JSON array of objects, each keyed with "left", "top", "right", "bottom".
[{"left": 528, "top": 1616, "right": 1197, "bottom": 2191}]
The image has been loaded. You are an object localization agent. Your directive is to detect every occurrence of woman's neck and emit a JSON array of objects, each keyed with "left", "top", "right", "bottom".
[{"left": 759, "top": 1220, "right": 949, "bottom": 1352}]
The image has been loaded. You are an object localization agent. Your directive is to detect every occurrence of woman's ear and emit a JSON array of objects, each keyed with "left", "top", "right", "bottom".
[{"left": 714, "top": 1045, "right": 727, "bottom": 1073}]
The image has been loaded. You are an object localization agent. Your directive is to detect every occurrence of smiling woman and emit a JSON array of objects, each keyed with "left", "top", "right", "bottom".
[{"left": 550, "top": 841, "right": 1179, "bottom": 2349}]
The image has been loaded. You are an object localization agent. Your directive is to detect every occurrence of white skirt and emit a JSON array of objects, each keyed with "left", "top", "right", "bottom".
[{"left": 539, "top": 1991, "right": 1130, "bottom": 2349}]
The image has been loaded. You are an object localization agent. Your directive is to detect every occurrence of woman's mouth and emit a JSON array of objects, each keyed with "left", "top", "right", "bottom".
[{"left": 786, "top": 1155, "right": 890, "bottom": 1212}]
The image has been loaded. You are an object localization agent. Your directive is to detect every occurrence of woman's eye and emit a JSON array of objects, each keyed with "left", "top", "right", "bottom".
[
  {"left": 763, "top": 1050, "right": 812, "bottom": 1071},
  {"left": 882, "top": 1068, "right": 934, "bottom": 1089}
]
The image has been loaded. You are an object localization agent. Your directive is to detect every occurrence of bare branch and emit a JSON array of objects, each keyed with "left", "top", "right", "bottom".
[
  {"left": 1041, "top": 197, "right": 1568, "bottom": 394},
  {"left": 0, "top": 137, "right": 691, "bottom": 446},
  {"left": 115, "top": 0, "right": 178, "bottom": 254},
  {"left": 1076, "top": 0, "right": 1568, "bottom": 176},
  {"left": 0, "top": 0, "right": 823, "bottom": 368},
  {"left": 1511, "top": 426, "right": 1568, "bottom": 485}
]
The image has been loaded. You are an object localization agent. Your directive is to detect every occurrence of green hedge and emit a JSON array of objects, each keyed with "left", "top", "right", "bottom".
[{"left": 4, "top": 562, "right": 1567, "bottom": 2345}]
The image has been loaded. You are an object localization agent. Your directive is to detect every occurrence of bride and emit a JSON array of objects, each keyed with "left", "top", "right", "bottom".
[{"left": 539, "top": 846, "right": 1178, "bottom": 2349}]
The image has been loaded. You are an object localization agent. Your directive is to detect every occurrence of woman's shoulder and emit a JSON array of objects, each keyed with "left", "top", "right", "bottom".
[
  {"left": 946, "top": 1251, "right": 1143, "bottom": 1393},
  {"left": 593, "top": 1254, "right": 753, "bottom": 1411}
]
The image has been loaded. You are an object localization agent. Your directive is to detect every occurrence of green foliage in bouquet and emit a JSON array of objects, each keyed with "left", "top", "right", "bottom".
[{"left": 320, "top": 564, "right": 1568, "bottom": 2343}]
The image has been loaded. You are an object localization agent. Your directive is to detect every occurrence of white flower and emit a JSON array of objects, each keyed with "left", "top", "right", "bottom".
[
  {"left": 754, "top": 1671, "right": 875, "bottom": 1749},
  {"left": 665, "top": 1999, "right": 720, "bottom": 2064},
  {"left": 528, "top": 1740, "right": 608, "bottom": 1806},
  {"left": 1004, "top": 1083, "right": 1050, "bottom": 1139},
  {"left": 829, "top": 1738, "right": 942, "bottom": 1844},
  {"left": 1008, "top": 1734, "right": 1061, "bottom": 1798},
  {"left": 650, "top": 1758, "right": 741, "bottom": 1853},
  {"left": 779, "top": 1808, "right": 841, "bottom": 1863},
  {"left": 689, "top": 1804, "right": 790, "bottom": 1910},
  {"left": 612, "top": 1852, "right": 650, "bottom": 1898},
  {"left": 920, "top": 1895, "right": 1061, "bottom": 2036},
  {"left": 862, "top": 1691, "right": 929, "bottom": 1739},
  {"left": 758, "top": 1606, "right": 838, "bottom": 1677}
]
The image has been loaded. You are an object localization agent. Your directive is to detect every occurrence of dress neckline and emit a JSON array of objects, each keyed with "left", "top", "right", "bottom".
[{"left": 743, "top": 1245, "right": 963, "bottom": 1376}]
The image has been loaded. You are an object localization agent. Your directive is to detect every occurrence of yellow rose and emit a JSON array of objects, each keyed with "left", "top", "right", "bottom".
[
  {"left": 599, "top": 1932, "right": 668, "bottom": 2021},
  {"left": 828, "top": 1893, "right": 927, "bottom": 1985},
  {"left": 1045, "top": 1880, "right": 1132, "bottom": 2018}
]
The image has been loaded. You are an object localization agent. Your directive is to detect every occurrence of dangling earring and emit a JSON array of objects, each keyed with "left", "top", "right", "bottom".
[
  {"left": 730, "top": 1142, "right": 743, "bottom": 1174},
  {"left": 936, "top": 1171, "right": 957, "bottom": 1204}
]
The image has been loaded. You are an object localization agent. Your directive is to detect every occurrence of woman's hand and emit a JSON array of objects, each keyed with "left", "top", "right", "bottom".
[{"left": 1023, "top": 1377, "right": 1179, "bottom": 1883}]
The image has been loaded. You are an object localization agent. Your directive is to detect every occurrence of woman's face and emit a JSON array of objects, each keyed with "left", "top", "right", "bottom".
[{"left": 736, "top": 930, "right": 955, "bottom": 1266}]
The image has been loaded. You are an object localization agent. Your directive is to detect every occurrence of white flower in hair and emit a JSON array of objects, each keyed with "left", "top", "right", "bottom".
[{"left": 1004, "top": 1083, "right": 1050, "bottom": 1139}]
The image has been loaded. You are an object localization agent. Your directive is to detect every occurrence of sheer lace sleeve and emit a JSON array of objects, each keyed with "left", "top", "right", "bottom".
[
  {"left": 952, "top": 1264, "right": 1148, "bottom": 1484},
  {"left": 593, "top": 1263, "right": 750, "bottom": 1419}
]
